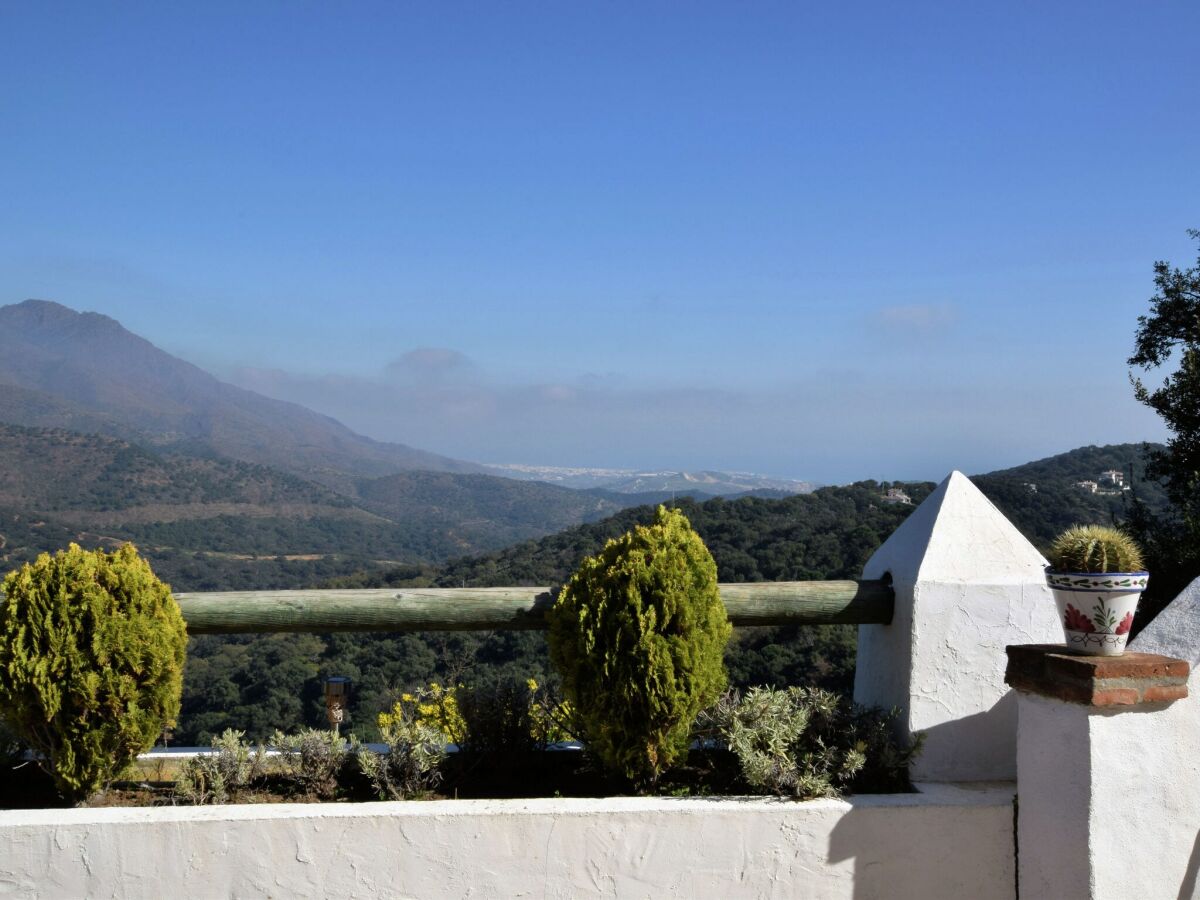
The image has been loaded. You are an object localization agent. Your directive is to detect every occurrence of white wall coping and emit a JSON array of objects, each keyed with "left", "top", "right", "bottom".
[{"left": 0, "top": 780, "right": 1015, "bottom": 827}]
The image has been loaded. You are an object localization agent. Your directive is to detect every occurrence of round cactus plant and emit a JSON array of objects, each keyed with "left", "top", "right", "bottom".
[
  {"left": 547, "top": 505, "right": 731, "bottom": 786},
  {"left": 1048, "top": 525, "right": 1145, "bottom": 574}
]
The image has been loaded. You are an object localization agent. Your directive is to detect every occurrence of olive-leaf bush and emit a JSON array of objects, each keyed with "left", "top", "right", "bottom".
[
  {"left": 175, "top": 729, "right": 264, "bottom": 805},
  {"left": 698, "top": 686, "right": 923, "bottom": 799},
  {"left": 271, "top": 728, "right": 350, "bottom": 800},
  {"left": 356, "top": 700, "right": 447, "bottom": 800}
]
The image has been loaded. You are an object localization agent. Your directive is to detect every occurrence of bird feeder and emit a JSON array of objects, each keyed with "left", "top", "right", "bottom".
[{"left": 324, "top": 676, "right": 352, "bottom": 734}]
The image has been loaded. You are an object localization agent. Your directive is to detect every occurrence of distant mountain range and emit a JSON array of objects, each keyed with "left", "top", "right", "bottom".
[
  {"left": 0, "top": 300, "right": 768, "bottom": 587},
  {"left": 485, "top": 463, "right": 816, "bottom": 496},
  {"left": 0, "top": 300, "right": 483, "bottom": 489},
  {"left": 353, "top": 443, "right": 1170, "bottom": 592},
  {"left": 0, "top": 299, "right": 1169, "bottom": 594}
]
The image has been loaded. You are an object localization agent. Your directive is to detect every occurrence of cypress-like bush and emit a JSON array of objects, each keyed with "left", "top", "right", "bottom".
[
  {"left": 547, "top": 505, "right": 731, "bottom": 785},
  {"left": 0, "top": 544, "right": 187, "bottom": 803}
]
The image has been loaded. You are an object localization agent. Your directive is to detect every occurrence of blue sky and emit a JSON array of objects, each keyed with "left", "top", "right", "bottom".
[{"left": 1, "top": 2, "right": 1195, "bottom": 482}]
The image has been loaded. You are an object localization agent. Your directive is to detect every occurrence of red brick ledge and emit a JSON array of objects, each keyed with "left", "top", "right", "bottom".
[{"left": 1005, "top": 644, "right": 1190, "bottom": 707}]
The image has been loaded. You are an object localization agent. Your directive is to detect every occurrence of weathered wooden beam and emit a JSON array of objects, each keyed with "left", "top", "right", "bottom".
[{"left": 175, "top": 580, "right": 893, "bottom": 634}]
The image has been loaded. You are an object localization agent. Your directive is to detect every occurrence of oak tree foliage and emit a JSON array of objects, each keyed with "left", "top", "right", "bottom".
[{"left": 1128, "top": 230, "right": 1200, "bottom": 622}]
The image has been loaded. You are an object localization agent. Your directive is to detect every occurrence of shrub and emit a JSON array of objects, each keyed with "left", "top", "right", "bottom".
[
  {"left": 699, "top": 686, "right": 923, "bottom": 799},
  {"left": 271, "top": 728, "right": 349, "bottom": 800},
  {"left": 527, "top": 678, "right": 575, "bottom": 745},
  {"left": 394, "top": 682, "right": 466, "bottom": 745},
  {"left": 0, "top": 544, "right": 187, "bottom": 803},
  {"left": 175, "top": 729, "right": 263, "bottom": 805},
  {"left": 456, "top": 677, "right": 538, "bottom": 757},
  {"left": 0, "top": 719, "right": 22, "bottom": 769},
  {"left": 357, "top": 701, "right": 447, "bottom": 799},
  {"left": 547, "top": 505, "right": 731, "bottom": 786},
  {"left": 1048, "top": 525, "right": 1145, "bottom": 573}
]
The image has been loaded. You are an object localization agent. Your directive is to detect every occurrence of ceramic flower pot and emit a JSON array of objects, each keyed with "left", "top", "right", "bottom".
[{"left": 1045, "top": 570, "right": 1149, "bottom": 656}]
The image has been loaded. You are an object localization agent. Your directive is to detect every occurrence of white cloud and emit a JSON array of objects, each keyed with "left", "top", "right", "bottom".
[
  {"left": 384, "top": 348, "right": 478, "bottom": 385},
  {"left": 870, "top": 303, "right": 958, "bottom": 334}
]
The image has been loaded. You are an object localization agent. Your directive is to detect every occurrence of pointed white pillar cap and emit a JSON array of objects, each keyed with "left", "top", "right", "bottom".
[
  {"left": 855, "top": 471, "right": 1060, "bottom": 781},
  {"left": 863, "top": 471, "right": 1048, "bottom": 585}
]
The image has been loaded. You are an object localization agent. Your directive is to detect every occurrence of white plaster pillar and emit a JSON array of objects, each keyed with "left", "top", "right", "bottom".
[
  {"left": 854, "top": 471, "right": 1061, "bottom": 781},
  {"left": 1007, "top": 643, "right": 1193, "bottom": 900}
]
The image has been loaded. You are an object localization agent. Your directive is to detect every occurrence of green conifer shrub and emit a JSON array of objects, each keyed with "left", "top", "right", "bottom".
[
  {"left": 0, "top": 720, "right": 21, "bottom": 768},
  {"left": 0, "top": 544, "right": 187, "bottom": 803},
  {"left": 547, "top": 505, "right": 731, "bottom": 785}
]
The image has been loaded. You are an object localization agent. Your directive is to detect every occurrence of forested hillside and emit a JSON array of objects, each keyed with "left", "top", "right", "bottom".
[
  {"left": 0, "top": 432, "right": 1169, "bottom": 745},
  {"left": 174, "top": 443, "right": 1173, "bottom": 744},
  {"left": 975, "top": 443, "right": 1167, "bottom": 547},
  {"left": 178, "top": 482, "right": 932, "bottom": 743},
  {"left": 0, "top": 424, "right": 667, "bottom": 590}
]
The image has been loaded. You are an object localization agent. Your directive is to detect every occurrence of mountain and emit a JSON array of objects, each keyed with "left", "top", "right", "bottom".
[
  {"left": 351, "top": 471, "right": 635, "bottom": 552},
  {"left": 972, "top": 443, "right": 1168, "bottom": 548},
  {"left": 0, "top": 301, "right": 831, "bottom": 586},
  {"left": 0, "top": 423, "right": 668, "bottom": 590},
  {"left": 485, "top": 463, "right": 816, "bottom": 496},
  {"left": 0, "top": 300, "right": 484, "bottom": 488}
]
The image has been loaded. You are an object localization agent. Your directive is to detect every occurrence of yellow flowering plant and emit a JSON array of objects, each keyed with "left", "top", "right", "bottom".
[{"left": 379, "top": 682, "right": 466, "bottom": 746}]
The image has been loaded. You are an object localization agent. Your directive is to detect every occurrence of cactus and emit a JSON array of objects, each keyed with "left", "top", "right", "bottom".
[{"left": 1048, "top": 525, "right": 1145, "bottom": 573}]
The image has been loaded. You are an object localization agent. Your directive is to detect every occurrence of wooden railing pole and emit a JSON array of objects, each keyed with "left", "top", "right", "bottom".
[{"left": 175, "top": 579, "right": 893, "bottom": 635}]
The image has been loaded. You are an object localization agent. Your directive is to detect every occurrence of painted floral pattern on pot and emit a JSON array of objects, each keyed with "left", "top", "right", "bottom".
[
  {"left": 1046, "top": 570, "right": 1147, "bottom": 657},
  {"left": 1063, "top": 604, "right": 1094, "bottom": 633}
]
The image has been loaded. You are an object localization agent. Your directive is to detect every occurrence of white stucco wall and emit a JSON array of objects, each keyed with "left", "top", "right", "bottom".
[
  {"left": 856, "top": 471, "right": 1060, "bottom": 781},
  {"left": 1088, "top": 691, "right": 1200, "bottom": 900},
  {"left": 0, "top": 784, "right": 1016, "bottom": 900},
  {"left": 1014, "top": 577, "right": 1200, "bottom": 900},
  {"left": 1016, "top": 680, "right": 1200, "bottom": 900},
  {"left": 1015, "top": 692, "right": 1095, "bottom": 899},
  {"left": 1102, "top": 577, "right": 1200, "bottom": 900}
]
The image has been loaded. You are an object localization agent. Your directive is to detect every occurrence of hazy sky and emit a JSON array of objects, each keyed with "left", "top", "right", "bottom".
[{"left": 2, "top": 2, "right": 1194, "bottom": 482}]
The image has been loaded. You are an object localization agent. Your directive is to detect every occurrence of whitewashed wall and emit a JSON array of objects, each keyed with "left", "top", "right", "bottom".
[
  {"left": 1108, "top": 580, "right": 1200, "bottom": 899},
  {"left": 1012, "top": 577, "right": 1200, "bottom": 900},
  {"left": 0, "top": 786, "right": 1015, "bottom": 900}
]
